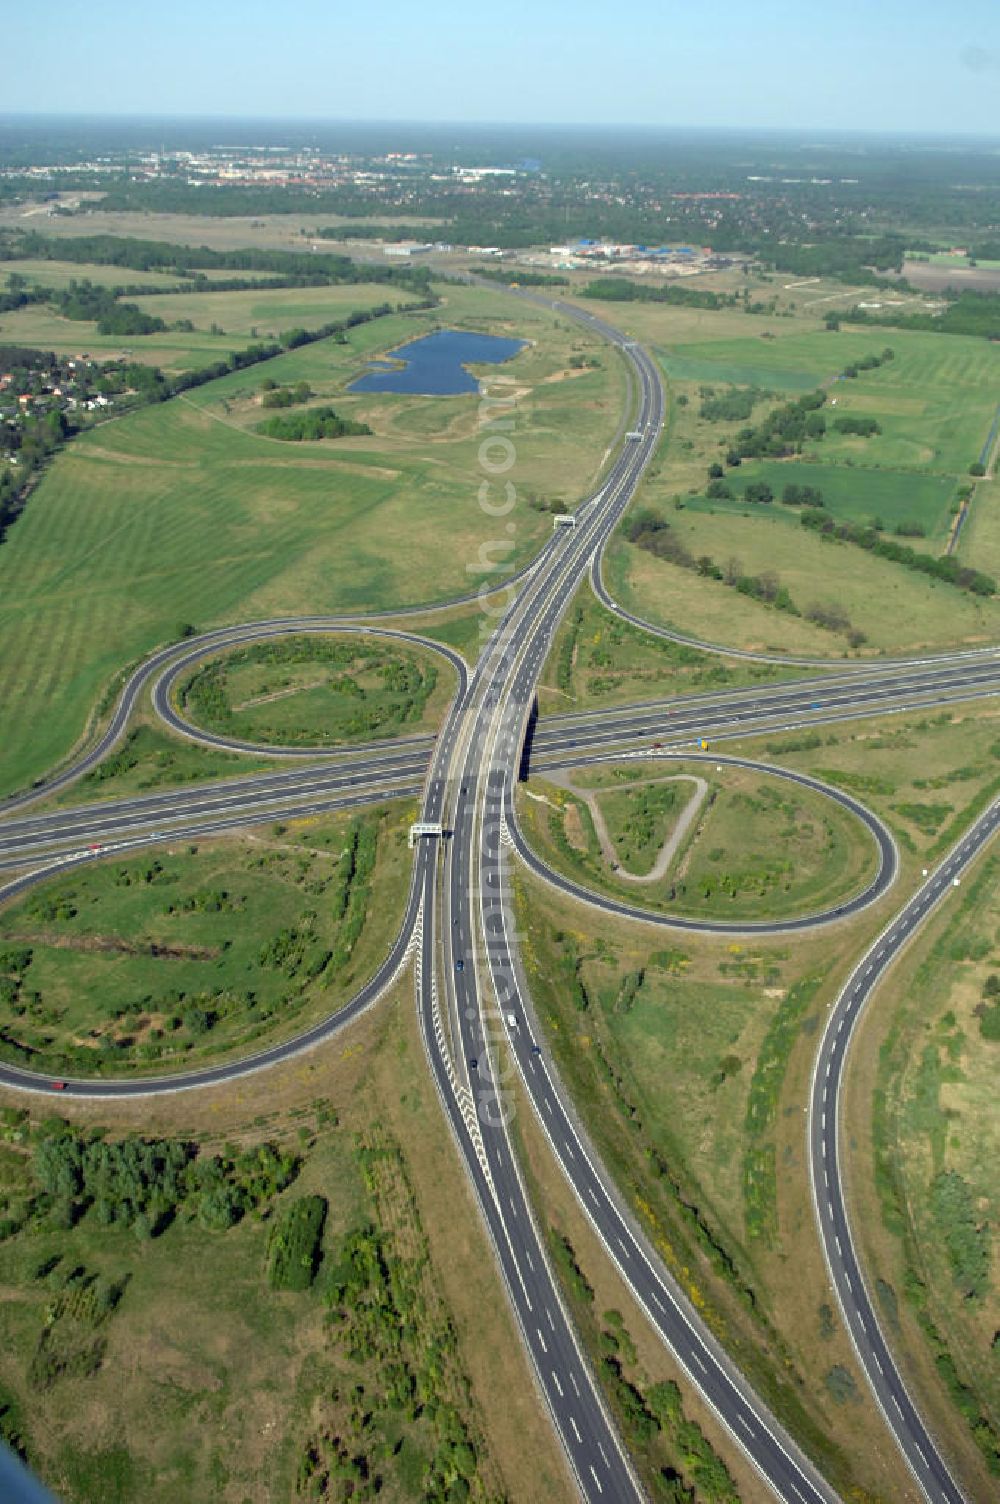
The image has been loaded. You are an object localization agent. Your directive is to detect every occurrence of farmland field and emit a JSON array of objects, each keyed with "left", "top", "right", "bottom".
[
  {"left": 124, "top": 280, "right": 420, "bottom": 340},
  {"left": 647, "top": 325, "right": 1000, "bottom": 483},
  {"left": 592, "top": 329, "right": 1000, "bottom": 655},
  {"left": 3, "top": 259, "right": 193, "bottom": 291},
  {"left": 570, "top": 289, "right": 1000, "bottom": 654},
  {"left": 684, "top": 462, "right": 956, "bottom": 539},
  {"left": 0, "top": 280, "right": 417, "bottom": 372},
  {"left": 0, "top": 283, "right": 624, "bottom": 798},
  {"left": 604, "top": 523, "right": 999, "bottom": 658}
]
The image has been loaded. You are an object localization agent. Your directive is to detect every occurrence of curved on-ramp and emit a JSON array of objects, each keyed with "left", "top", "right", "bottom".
[
  {"left": 0, "top": 282, "right": 993, "bottom": 1504},
  {"left": 510, "top": 750, "right": 899, "bottom": 936}
]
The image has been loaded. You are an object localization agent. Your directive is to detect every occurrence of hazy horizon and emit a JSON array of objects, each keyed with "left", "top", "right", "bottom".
[{"left": 5, "top": 0, "right": 999, "bottom": 135}]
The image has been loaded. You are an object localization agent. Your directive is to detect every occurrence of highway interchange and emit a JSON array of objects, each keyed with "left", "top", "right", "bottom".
[{"left": 0, "top": 293, "right": 996, "bottom": 1503}]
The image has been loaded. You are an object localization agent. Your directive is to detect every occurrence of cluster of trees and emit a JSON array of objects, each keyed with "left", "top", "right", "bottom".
[
  {"left": 259, "top": 379, "right": 312, "bottom": 408},
  {"left": 99, "top": 358, "right": 172, "bottom": 402},
  {"left": 540, "top": 925, "right": 590, "bottom": 1013},
  {"left": 800, "top": 506, "right": 996, "bottom": 595},
  {"left": 1, "top": 944, "right": 35, "bottom": 1014},
  {"left": 258, "top": 921, "right": 331, "bottom": 983},
  {"left": 929, "top": 1169, "right": 991, "bottom": 1300},
  {"left": 267, "top": 1194, "right": 328, "bottom": 1290},
  {"left": 3, "top": 1119, "right": 299, "bottom": 1239},
  {"left": 51, "top": 279, "right": 167, "bottom": 335},
  {"left": 27, "top": 1262, "right": 129, "bottom": 1392},
  {"left": 614, "top": 784, "right": 678, "bottom": 869},
  {"left": 4, "top": 229, "right": 434, "bottom": 293},
  {"left": 474, "top": 265, "right": 568, "bottom": 288},
  {"left": 551, "top": 1225, "right": 739, "bottom": 1501},
  {"left": 550, "top": 1228, "right": 595, "bottom": 1301},
  {"left": 0, "top": 273, "right": 50, "bottom": 315},
  {"left": 761, "top": 234, "right": 908, "bottom": 284},
  {"left": 840, "top": 290, "right": 1000, "bottom": 341},
  {"left": 257, "top": 818, "right": 377, "bottom": 982},
  {"left": 723, "top": 389, "right": 828, "bottom": 461},
  {"left": 707, "top": 479, "right": 775, "bottom": 505},
  {"left": 257, "top": 404, "right": 372, "bottom": 442},
  {"left": 831, "top": 347, "right": 895, "bottom": 377},
  {"left": 978, "top": 973, "right": 1000, "bottom": 1041},
  {"left": 298, "top": 1131, "right": 485, "bottom": 1502},
  {"left": 582, "top": 276, "right": 732, "bottom": 310},
  {"left": 833, "top": 414, "right": 881, "bottom": 436},
  {"left": 0, "top": 343, "right": 57, "bottom": 374},
  {"left": 0, "top": 402, "right": 69, "bottom": 543},
  {"left": 698, "top": 385, "right": 768, "bottom": 422},
  {"left": 779, "top": 482, "right": 825, "bottom": 507}
]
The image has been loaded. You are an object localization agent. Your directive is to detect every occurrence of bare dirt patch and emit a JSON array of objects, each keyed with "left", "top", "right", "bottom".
[{"left": 4, "top": 929, "right": 220, "bottom": 961}]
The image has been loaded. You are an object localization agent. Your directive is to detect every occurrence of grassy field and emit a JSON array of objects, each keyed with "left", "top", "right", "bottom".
[
  {"left": 650, "top": 329, "right": 1000, "bottom": 479},
  {"left": 537, "top": 587, "right": 803, "bottom": 715},
  {"left": 512, "top": 870, "right": 920, "bottom": 1501},
  {"left": 0, "top": 979, "right": 573, "bottom": 1503},
  {"left": 517, "top": 757, "right": 878, "bottom": 921},
  {"left": 593, "top": 777, "right": 686, "bottom": 873},
  {"left": 50, "top": 724, "right": 280, "bottom": 809},
  {"left": 3, "top": 260, "right": 194, "bottom": 291},
  {"left": 0, "top": 801, "right": 415, "bottom": 1077},
  {"left": 0, "top": 283, "right": 624, "bottom": 799},
  {"left": 179, "top": 633, "right": 456, "bottom": 748},
  {"left": 606, "top": 514, "right": 999, "bottom": 658},
  {"left": 568, "top": 289, "right": 1000, "bottom": 655},
  {"left": 0, "top": 206, "right": 446, "bottom": 253},
  {"left": 125, "top": 281, "right": 412, "bottom": 340},
  {"left": 0, "top": 281, "right": 413, "bottom": 373},
  {"left": 877, "top": 863, "right": 1000, "bottom": 1431},
  {"left": 729, "top": 700, "right": 1000, "bottom": 874},
  {"left": 957, "top": 475, "right": 1000, "bottom": 577},
  {"left": 843, "top": 850, "right": 1000, "bottom": 1497},
  {"left": 685, "top": 461, "right": 956, "bottom": 539}
]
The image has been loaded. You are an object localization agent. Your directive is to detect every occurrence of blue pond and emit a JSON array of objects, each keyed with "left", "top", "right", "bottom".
[{"left": 349, "top": 328, "right": 527, "bottom": 396}]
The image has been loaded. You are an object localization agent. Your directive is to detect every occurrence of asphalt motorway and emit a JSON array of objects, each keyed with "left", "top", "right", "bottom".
[
  {"left": 508, "top": 749, "right": 899, "bottom": 936},
  {"left": 590, "top": 532, "right": 1000, "bottom": 672},
  {"left": 410, "top": 319, "right": 667, "bottom": 1501},
  {"left": 7, "top": 654, "right": 1000, "bottom": 872},
  {"left": 809, "top": 802, "right": 1000, "bottom": 1504},
  {"left": 0, "top": 795, "right": 426, "bottom": 1097},
  {"left": 430, "top": 313, "right": 841, "bottom": 1504},
  {"left": 0, "top": 293, "right": 991, "bottom": 1502},
  {"left": 0, "top": 620, "right": 466, "bottom": 817}
]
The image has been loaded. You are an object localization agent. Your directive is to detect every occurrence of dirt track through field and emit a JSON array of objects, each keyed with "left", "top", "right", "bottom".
[{"left": 548, "top": 770, "right": 709, "bottom": 883}]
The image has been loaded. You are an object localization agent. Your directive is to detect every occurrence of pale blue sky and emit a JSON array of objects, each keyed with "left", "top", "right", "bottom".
[{"left": 6, "top": 0, "right": 1000, "bottom": 134}]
